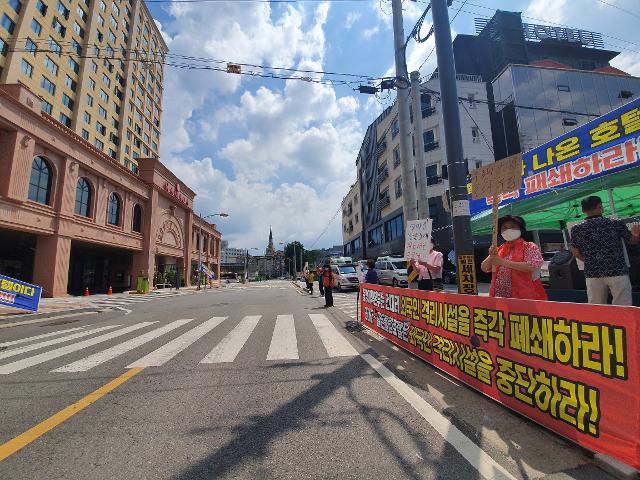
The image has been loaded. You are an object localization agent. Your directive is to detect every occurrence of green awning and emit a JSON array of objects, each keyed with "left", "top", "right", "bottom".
[{"left": 471, "top": 167, "right": 640, "bottom": 235}]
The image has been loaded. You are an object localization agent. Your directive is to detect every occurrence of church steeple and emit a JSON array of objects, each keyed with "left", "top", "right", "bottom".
[{"left": 266, "top": 226, "right": 275, "bottom": 255}]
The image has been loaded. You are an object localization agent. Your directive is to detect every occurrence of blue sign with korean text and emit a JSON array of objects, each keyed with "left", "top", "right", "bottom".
[
  {"left": 0, "top": 275, "right": 42, "bottom": 312},
  {"left": 470, "top": 98, "right": 640, "bottom": 215}
]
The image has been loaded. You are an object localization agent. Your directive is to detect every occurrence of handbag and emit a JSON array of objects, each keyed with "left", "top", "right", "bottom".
[{"left": 426, "top": 262, "right": 443, "bottom": 291}]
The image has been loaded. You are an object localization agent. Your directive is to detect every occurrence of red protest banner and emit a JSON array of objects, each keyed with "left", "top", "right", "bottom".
[{"left": 359, "top": 284, "right": 640, "bottom": 468}]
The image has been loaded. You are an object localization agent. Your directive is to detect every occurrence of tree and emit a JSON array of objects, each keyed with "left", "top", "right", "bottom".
[{"left": 284, "top": 241, "right": 304, "bottom": 274}]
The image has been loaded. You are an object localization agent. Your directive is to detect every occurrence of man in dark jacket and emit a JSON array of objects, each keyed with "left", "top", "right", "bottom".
[{"left": 364, "top": 259, "right": 379, "bottom": 284}]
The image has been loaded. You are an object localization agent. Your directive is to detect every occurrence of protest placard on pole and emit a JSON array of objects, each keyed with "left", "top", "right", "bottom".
[
  {"left": 404, "top": 219, "right": 433, "bottom": 262},
  {"left": 471, "top": 154, "right": 523, "bottom": 248}
]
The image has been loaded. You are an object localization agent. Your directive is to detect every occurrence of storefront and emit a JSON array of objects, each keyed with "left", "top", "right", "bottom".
[{"left": 0, "top": 84, "right": 221, "bottom": 297}]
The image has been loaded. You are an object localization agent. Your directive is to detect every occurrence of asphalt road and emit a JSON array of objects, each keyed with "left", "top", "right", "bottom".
[{"left": 0, "top": 281, "right": 616, "bottom": 479}]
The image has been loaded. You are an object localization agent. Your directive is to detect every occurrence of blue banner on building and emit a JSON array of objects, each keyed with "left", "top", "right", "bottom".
[
  {"left": 0, "top": 275, "right": 42, "bottom": 312},
  {"left": 470, "top": 98, "right": 640, "bottom": 215},
  {"left": 199, "top": 264, "right": 216, "bottom": 280}
]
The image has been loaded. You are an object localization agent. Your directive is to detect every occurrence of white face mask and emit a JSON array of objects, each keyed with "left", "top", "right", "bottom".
[{"left": 501, "top": 228, "right": 521, "bottom": 242}]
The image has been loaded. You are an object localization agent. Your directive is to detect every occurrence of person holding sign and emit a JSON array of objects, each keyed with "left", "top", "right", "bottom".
[
  {"left": 417, "top": 240, "right": 444, "bottom": 291},
  {"left": 481, "top": 215, "right": 547, "bottom": 300}
]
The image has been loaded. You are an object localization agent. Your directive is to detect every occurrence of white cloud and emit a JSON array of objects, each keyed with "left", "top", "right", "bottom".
[
  {"left": 362, "top": 26, "right": 380, "bottom": 40},
  {"left": 345, "top": 11, "right": 361, "bottom": 29},
  {"left": 524, "top": 0, "right": 568, "bottom": 24},
  {"left": 158, "top": 2, "right": 363, "bottom": 249},
  {"left": 611, "top": 51, "right": 640, "bottom": 76}
]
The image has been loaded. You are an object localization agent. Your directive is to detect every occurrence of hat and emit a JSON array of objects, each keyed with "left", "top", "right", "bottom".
[{"left": 498, "top": 215, "right": 529, "bottom": 239}]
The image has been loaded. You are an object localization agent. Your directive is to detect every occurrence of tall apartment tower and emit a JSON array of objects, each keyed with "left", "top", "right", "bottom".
[{"left": 0, "top": 0, "right": 168, "bottom": 172}]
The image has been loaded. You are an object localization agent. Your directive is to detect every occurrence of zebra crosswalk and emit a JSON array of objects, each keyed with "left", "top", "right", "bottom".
[
  {"left": 331, "top": 293, "right": 359, "bottom": 320},
  {"left": 0, "top": 313, "right": 358, "bottom": 375},
  {"left": 89, "top": 290, "right": 181, "bottom": 309}
]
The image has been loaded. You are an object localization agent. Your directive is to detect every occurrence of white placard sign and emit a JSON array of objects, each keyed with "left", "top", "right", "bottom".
[{"left": 404, "top": 219, "right": 433, "bottom": 262}]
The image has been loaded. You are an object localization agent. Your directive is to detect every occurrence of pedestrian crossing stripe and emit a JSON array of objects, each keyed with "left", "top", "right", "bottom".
[{"left": 0, "top": 314, "right": 357, "bottom": 374}]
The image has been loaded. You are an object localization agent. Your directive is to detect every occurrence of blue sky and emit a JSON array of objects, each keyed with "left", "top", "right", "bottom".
[{"left": 146, "top": 0, "right": 640, "bottom": 250}]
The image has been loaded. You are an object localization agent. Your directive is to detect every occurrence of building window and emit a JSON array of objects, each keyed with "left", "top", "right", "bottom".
[
  {"left": 21, "top": 59, "right": 33, "bottom": 78},
  {"left": 99, "top": 89, "right": 109, "bottom": 102},
  {"left": 471, "top": 127, "right": 480, "bottom": 143},
  {"left": 41, "top": 100, "right": 53, "bottom": 115},
  {"left": 28, "top": 156, "right": 52, "bottom": 205},
  {"left": 31, "top": 19, "right": 42, "bottom": 35},
  {"left": 385, "top": 213, "right": 404, "bottom": 242},
  {"left": 41, "top": 76, "right": 56, "bottom": 96},
  {"left": 132, "top": 204, "right": 142, "bottom": 233},
  {"left": 102, "top": 74, "right": 111, "bottom": 87},
  {"left": 71, "top": 38, "right": 82, "bottom": 55},
  {"left": 423, "top": 130, "right": 436, "bottom": 152},
  {"left": 99, "top": 0, "right": 106, "bottom": 11},
  {"left": 86, "top": 94, "right": 93, "bottom": 106},
  {"left": 91, "top": 61, "right": 97, "bottom": 73},
  {"left": 393, "top": 146, "right": 400, "bottom": 168},
  {"left": 391, "top": 118, "right": 399, "bottom": 139},
  {"left": 563, "top": 118, "right": 578, "bottom": 127},
  {"left": 76, "top": 5, "right": 87, "bottom": 21},
  {"left": 61, "top": 94, "right": 74, "bottom": 111},
  {"left": 24, "top": 38, "right": 37, "bottom": 56},
  {"left": 83, "top": 111, "right": 91, "bottom": 123},
  {"left": 36, "top": 1, "right": 47, "bottom": 16},
  {"left": 1, "top": 14, "right": 15, "bottom": 34},
  {"left": 75, "top": 177, "right": 91, "bottom": 217},
  {"left": 557, "top": 85, "right": 570, "bottom": 92},
  {"left": 426, "top": 164, "right": 439, "bottom": 186},
  {"left": 94, "top": 139, "right": 104, "bottom": 150},
  {"left": 98, "top": 106, "right": 107, "bottom": 118},
  {"left": 81, "top": 129, "right": 89, "bottom": 141},
  {"left": 395, "top": 177, "right": 402, "bottom": 198},
  {"left": 67, "top": 57, "right": 79, "bottom": 74},
  {"left": 44, "top": 56, "right": 59, "bottom": 76},
  {"left": 442, "top": 164, "right": 448, "bottom": 180},
  {"left": 56, "top": 1, "right": 69, "bottom": 19},
  {"left": 428, "top": 198, "right": 439, "bottom": 224},
  {"left": 64, "top": 75, "right": 77, "bottom": 91},
  {"left": 368, "top": 225, "right": 384, "bottom": 247},
  {"left": 9, "top": 0, "right": 22, "bottom": 14},
  {"left": 96, "top": 122, "right": 106, "bottom": 135},
  {"left": 88, "top": 78, "right": 95, "bottom": 90},
  {"left": 59, "top": 113, "right": 71, "bottom": 128},
  {"left": 107, "top": 192, "right": 120, "bottom": 226},
  {"left": 48, "top": 37, "right": 61, "bottom": 56}
]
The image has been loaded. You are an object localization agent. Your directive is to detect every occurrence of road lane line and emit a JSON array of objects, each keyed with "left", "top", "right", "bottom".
[
  {"left": 0, "top": 312, "right": 99, "bottom": 329},
  {"left": 361, "top": 354, "right": 516, "bottom": 480},
  {"left": 0, "top": 325, "right": 121, "bottom": 361},
  {"left": 0, "top": 367, "right": 143, "bottom": 462},
  {"left": 309, "top": 314, "right": 358, "bottom": 357},
  {"left": 0, "top": 327, "right": 86, "bottom": 348},
  {"left": 0, "top": 322, "right": 155, "bottom": 374},
  {"left": 266, "top": 314, "right": 298, "bottom": 360},
  {"left": 53, "top": 319, "right": 194, "bottom": 372},
  {"left": 130, "top": 317, "right": 227, "bottom": 367},
  {"left": 200, "top": 315, "right": 261, "bottom": 364}
]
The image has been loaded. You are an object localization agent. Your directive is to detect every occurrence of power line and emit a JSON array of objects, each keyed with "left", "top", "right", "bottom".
[
  {"left": 417, "top": 0, "right": 467, "bottom": 72},
  {"left": 459, "top": 99, "right": 493, "bottom": 154},
  {"left": 308, "top": 205, "right": 343, "bottom": 249},
  {"left": 595, "top": 0, "right": 640, "bottom": 21}
]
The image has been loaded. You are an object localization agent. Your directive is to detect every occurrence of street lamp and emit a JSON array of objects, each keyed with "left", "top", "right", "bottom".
[
  {"left": 197, "top": 212, "right": 229, "bottom": 290},
  {"left": 245, "top": 247, "right": 259, "bottom": 283}
]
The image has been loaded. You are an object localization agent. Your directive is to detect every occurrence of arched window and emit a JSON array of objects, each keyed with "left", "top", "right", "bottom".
[
  {"left": 28, "top": 156, "right": 52, "bottom": 205},
  {"left": 107, "top": 192, "right": 120, "bottom": 226},
  {"left": 132, "top": 204, "right": 142, "bottom": 233},
  {"left": 74, "top": 177, "right": 92, "bottom": 217}
]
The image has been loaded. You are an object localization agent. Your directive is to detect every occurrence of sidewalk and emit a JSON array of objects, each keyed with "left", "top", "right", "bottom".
[{"left": 0, "top": 285, "right": 216, "bottom": 321}]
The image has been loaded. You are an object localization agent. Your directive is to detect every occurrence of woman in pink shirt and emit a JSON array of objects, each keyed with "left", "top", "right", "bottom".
[{"left": 418, "top": 240, "right": 444, "bottom": 291}]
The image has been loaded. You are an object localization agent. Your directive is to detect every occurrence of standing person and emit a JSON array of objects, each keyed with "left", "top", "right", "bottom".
[
  {"left": 322, "top": 264, "right": 335, "bottom": 307},
  {"left": 303, "top": 268, "right": 311, "bottom": 293},
  {"left": 570, "top": 195, "right": 640, "bottom": 306},
  {"left": 316, "top": 265, "right": 324, "bottom": 296},
  {"left": 307, "top": 268, "right": 316, "bottom": 295},
  {"left": 364, "top": 259, "right": 379, "bottom": 284},
  {"left": 481, "top": 215, "right": 547, "bottom": 300},
  {"left": 417, "top": 240, "right": 444, "bottom": 291}
]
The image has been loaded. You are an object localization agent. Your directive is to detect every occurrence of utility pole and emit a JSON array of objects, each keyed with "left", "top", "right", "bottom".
[
  {"left": 197, "top": 213, "right": 202, "bottom": 290},
  {"left": 391, "top": 0, "right": 418, "bottom": 223},
  {"left": 431, "top": 0, "right": 477, "bottom": 294},
  {"left": 411, "top": 71, "right": 429, "bottom": 219}
]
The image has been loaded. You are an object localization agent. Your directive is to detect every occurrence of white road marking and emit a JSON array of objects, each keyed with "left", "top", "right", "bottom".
[
  {"left": 266, "top": 314, "right": 298, "bottom": 360},
  {"left": 0, "top": 322, "right": 154, "bottom": 374},
  {"left": 0, "top": 325, "right": 121, "bottom": 361},
  {"left": 0, "top": 311, "right": 99, "bottom": 329},
  {"left": 0, "top": 327, "right": 86, "bottom": 347},
  {"left": 200, "top": 315, "right": 261, "bottom": 364},
  {"left": 53, "top": 319, "right": 194, "bottom": 372},
  {"left": 361, "top": 354, "right": 516, "bottom": 480},
  {"left": 309, "top": 314, "right": 358, "bottom": 357},
  {"left": 129, "top": 317, "right": 227, "bottom": 367}
]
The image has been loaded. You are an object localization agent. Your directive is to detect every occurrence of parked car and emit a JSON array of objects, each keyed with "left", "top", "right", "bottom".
[
  {"left": 540, "top": 251, "right": 560, "bottom": 283},
  {"left": 376, "top": 257, "right": 408, "bottom": 288},
  {"left": 330, "top": 264, "right": 360, "bottom": 291}
]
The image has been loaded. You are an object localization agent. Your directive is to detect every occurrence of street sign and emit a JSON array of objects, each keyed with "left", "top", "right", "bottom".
[
  {"left": 0, "top": 274, "right": 42, "bottom": 312},
  {"left": 404, "top": 219, "right": 433, "bottom": 262}
]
